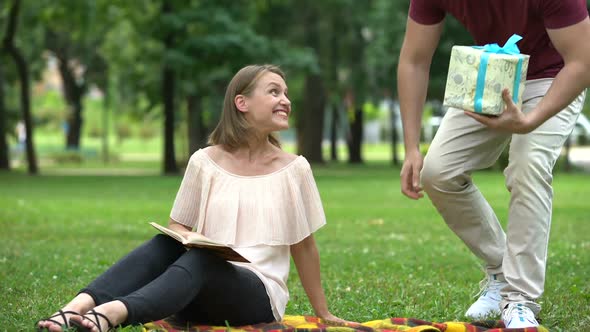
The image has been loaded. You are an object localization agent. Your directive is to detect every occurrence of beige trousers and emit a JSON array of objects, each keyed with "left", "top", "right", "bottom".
[{"left": 421, "top": 78, "right": 586, "bottom": 314}]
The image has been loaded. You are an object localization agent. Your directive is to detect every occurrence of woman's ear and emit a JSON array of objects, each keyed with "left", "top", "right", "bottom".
[{"left": 235, "top": 95, "right": 248, "bottom": 113}]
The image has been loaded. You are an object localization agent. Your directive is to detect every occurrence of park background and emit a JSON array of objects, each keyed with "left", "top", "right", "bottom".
[{"left": 1, "top": 1, "right": 589, "bottom": 331}]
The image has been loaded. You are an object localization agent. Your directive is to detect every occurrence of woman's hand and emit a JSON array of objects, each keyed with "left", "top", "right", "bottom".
[
  {"left": 318, "top": 312, "right": 359, "bottom": 325},
  {"left": 290, "top": 237, "right": 360, "bottom": 325}
]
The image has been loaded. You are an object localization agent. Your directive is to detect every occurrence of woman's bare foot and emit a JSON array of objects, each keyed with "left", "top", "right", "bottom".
[
  {"left": 36, "top": 293, "right": 95, "bottom": 331},
  {"left": 68, "top": 301, "right": 128, "bottom": 332}
]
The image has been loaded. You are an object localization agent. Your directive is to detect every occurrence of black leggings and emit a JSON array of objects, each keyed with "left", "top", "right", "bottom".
[{"left": 80, "top": 234, "right": 275, "bottom": 326}]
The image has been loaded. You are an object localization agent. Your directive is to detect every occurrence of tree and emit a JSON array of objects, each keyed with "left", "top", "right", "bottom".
[
  {"left": 160, "top": 0, "right": 178, "bottom": 174},
  {"left": 365, "top": 0, "right": 410, "bottom": 165},
  {"left": 337, "top": 0, "right": 372, "bottom": 164},
  {"left": 250, "top": 0, "right": 326, "bottom": 163},
  {"left": 39, "top": 0, "right": 108, "bottom": 150},
  {"left": 167, "top": 0, "right": 317, "bottom": 160},
  {"left": 94, "top": 0, "right": 179, "bottom": 173},
  {"left": 170, "top": 1, "right": 276, "bottom": 157},
  {"left": 298, "top": 1, "right": 326, "bottom": 163},
  {"left": 0, "top": 59, "right": 8, "bottom": 170},
  {"left": 2, "top": 0, "right": 37, "bottom": 174}
]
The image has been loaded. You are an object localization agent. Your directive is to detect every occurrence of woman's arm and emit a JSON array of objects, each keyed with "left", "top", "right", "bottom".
[{"left": 290, "top": 235, "right": 350, "bottom": 323}]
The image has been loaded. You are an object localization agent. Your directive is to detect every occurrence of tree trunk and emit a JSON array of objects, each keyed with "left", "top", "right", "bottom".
[
  {"left": 162, "top": 59, "right": 177, "bottom": 174},
  {"left": 0, "top": 62, "right": 9, "bottom": 170},
  {"left": 187, "top": 94, "right": 206, "bottom": 157},
  {"left": 346, "top": 21, "right": 366, "bottom": 164},
  {"left": 328, "top": 14, "right": 341, "bottom": 163},
  {"left": 162, "top": 1, "right": 178, "bottom": 175},
  {"left": 297, "top": 5, "right": 325, "bottom": 163},
  {"left": 2, "top": 0, "right": 37, "bottom": 174},
  {"left": 56, "top": 53, "right": 84, "bottom": 149},
  {"left": 299, "top": 73, "right": 326, "bottom": 162},
  {"left": 347, "top": 106, "right": 363, "bottom": 163},
  {"left": 330, "top": 103, "right": 339, "bottom": 161},
  {"left": 390, "top": 102, "right": 399, "bottom": 165}
]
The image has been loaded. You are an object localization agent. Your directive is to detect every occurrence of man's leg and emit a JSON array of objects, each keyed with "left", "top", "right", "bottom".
[
  {"left": 421, "top": 107, "right": 512, "bottom": 318},
  {"left": 422, "top": 108, "right": 511, "bottom": 273},
  {"left": 501, "top": 79, "right": 586, "bottom": 314}
]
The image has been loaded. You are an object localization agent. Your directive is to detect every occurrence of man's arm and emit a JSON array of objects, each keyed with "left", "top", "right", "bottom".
[
  {"left": 532, "top": 17, "right": 590, "bottom": 127},
  {"left": 397, "top": 17, "right": 443, "bottom": 199},
  {"left": 466, "top": 17, "right": 590, "bottom": 133}
]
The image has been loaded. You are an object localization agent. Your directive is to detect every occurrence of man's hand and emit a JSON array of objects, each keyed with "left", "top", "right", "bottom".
[
  {"left": 465, "top": 89, "right": 536, "bottom": 134},
  {"left": 400, "top": 150, "right": 424, "bottom": 200}
]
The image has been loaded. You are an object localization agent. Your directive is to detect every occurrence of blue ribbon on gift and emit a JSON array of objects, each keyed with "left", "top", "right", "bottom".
[{"left": 472, "top": 34, "right": 524, "bottom": 113}]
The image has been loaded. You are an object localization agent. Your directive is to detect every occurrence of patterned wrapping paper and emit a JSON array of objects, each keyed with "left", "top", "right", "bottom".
[{"left": 443, "top": 45, "right": 529, "bottom": 115}]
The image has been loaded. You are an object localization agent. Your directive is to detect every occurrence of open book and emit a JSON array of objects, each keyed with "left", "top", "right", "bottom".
[{"left": 149, "top": 222, "right": 249, "bottom": 263}]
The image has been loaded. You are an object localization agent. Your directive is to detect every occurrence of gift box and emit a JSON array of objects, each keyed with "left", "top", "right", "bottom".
[{"left": 443, "top": 34, "right": 529, "bottom": 115}]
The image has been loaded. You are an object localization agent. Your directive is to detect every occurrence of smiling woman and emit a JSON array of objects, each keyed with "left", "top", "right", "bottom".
[{"left": 35, "top": 64, "right": 352, "bottom": 332}]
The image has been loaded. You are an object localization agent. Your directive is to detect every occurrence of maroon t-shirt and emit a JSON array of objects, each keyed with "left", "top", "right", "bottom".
[{"left": 409, "top": 0, "right": 589, "bottom": 79}]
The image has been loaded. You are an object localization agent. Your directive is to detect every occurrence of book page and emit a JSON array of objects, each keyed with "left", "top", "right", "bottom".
[
  {"left": 149, "top": 222, "right": 250, "bottom": 263},
  {"left": 149, "top": 222, "right": 186, "bottom": 243},
  {"left": 185, "top": 232, "right": 224, "bottom": 246}
]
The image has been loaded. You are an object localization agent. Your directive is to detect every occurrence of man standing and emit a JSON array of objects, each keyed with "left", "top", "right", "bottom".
[{"left": 397, "top": 0, "right": 589, "bottom": 328}]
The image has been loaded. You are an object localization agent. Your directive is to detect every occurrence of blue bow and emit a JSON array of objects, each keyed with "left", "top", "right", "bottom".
[
  {"left": 472, "top": 34, "right": 524, "bottom": 113},
  {"left": 474, "top": 34, "right": 523, "bottom": 55}
]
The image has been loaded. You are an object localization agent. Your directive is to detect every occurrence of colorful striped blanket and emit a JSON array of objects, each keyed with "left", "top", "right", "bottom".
[{"left": 142, "top": 315, "right": 548, "bottom": 332}]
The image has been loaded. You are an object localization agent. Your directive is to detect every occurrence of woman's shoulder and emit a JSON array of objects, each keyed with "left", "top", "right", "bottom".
[
  {"left": 184, "top": 146, "right": 213, "bottom": 165},
  {"left": 276, "top": 150, "right": 300, "bottom": 165},
  {"left": 200, "top": 145, "right": 222, "bottom": 161},
  {"left": 271, "top": 149, "right": 313, "bottom": 174}
]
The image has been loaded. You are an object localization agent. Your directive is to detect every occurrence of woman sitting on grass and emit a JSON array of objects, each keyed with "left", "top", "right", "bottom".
[{"left": 36, "top": 64, "right": 349, "bottom": 332}]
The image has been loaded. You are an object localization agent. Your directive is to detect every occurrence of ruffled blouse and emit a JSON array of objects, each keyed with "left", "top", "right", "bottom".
[{"left": 169, "top": 149, "right": 326, "bottom": 319}]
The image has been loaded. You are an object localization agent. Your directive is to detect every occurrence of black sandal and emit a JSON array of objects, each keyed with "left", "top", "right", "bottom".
[
  {"left": 35, "top": 309, "right": 80, "bottom": 331},
  {"left": 69, "top": 309, "right": 114, "bottom": 332}
]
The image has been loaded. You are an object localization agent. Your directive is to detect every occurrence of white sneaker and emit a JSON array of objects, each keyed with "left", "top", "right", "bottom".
[
  {"left": 502, "top": 303, "right": 539, "bottom": 328},
  {"left": 465, "top": 274, "right": 507, "bottom": 319}
]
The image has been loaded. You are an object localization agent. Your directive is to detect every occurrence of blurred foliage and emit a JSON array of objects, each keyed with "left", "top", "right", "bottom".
[
  {"left": 1, "top": 0, "right": 589, "bottom": 166},
  {"left": 48, "top": 150, "right": 84, "bottom": 164}
]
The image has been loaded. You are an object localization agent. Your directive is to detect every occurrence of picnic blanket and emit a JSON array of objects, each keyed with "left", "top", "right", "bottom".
[{"left": 142, "top": 315, "right": 549, "bottom": 332}]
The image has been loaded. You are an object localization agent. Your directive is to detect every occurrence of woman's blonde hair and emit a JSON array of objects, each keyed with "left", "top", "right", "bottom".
[{"left": 208, "top": 64, "right": 285, "bottom": 150}]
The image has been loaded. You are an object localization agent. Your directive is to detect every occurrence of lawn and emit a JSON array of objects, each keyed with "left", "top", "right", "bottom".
[{"left": 0, "top": 163, "right": 588, "bottom": 331}]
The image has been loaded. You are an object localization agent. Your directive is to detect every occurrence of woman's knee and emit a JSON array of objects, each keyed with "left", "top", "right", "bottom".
[
  {"left": 140, "top": 234, "right": 186, "bottom": 262},
  {"left": 150, "top": 234, "right": 183, "bottom": 249},
  {"left": 174, "top": 248, "right": 228, "bottom": 277}
]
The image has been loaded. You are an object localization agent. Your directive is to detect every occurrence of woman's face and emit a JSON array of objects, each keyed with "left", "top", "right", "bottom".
[{"left": 241, "top": 71, "right": 291, "bottom": 133}]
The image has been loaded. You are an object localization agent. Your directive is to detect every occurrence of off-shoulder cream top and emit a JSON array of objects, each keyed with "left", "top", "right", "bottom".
[{"left": 170, "top": 149, "right": 326, "bottom": 320}]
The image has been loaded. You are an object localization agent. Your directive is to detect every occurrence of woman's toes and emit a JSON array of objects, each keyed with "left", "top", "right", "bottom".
[
  {"left": 68, "top": 314, "right": 89, "bottom": 328},
  {"left": 70, "top": 313, "right": 102, "bottom": 332},
  {"left": 68, "top": 314, "right": 81, "bottom": 323},
  {"left": 37, "top": 310, "right": 80, "bottom": 331}
]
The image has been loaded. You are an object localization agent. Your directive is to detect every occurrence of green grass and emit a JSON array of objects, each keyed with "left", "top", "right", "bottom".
[{"left": 0, "top": 164, "right": 589, "bottom": 331}]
